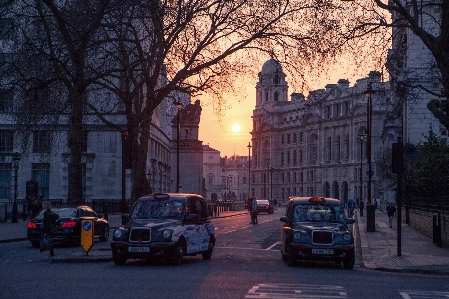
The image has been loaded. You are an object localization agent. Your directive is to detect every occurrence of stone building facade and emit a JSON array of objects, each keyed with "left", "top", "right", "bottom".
[{"left": 249, "top": 59, "right": 389, "bottom": 205}]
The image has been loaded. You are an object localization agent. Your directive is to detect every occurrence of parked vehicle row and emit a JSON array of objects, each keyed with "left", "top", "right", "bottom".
[{"left": 26, "top": 193, "right": 354, "bottom": 269}]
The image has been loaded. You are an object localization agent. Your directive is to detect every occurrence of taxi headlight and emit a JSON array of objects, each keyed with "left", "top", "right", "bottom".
[
  {"left": 343, "top": 232, "right": 352, "bottom": 241},
  {"left": 163, "top": 229, "right": 172, "bottom": 239},
  {"left": 293, "top": 231, "right": 302, "bottom": 241},
  {"left": 113, "top": 229, "right": 123, "bottom": 238}
]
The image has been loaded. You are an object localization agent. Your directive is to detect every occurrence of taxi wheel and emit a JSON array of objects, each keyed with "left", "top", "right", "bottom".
[
  {"left": 170, "top": 243, "right": 185, "bottom": 266},
  {"left": 343, "top": 252, "right": 355, "bottom": 270},
  {"left": 99, "top": 225, "right": 109, "bottom": 242},
  {"left": 113, "top": 256, "right": 127, "bottom": 265},
  {"left": 202, "top": 240, "right": 214, "bottom": 260}
]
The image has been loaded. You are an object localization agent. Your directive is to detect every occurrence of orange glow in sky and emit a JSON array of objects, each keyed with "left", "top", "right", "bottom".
[{"left": 198, "top": 64, "right": 373, "bottom": 158}]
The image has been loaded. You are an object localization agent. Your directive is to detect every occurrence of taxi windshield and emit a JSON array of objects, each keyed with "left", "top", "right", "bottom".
[
  {"left": 292, "top": 204, "right": 346, "bottom": 224},
  {"left": 132, "top": 199, "right": 184, "bottom": 220}
]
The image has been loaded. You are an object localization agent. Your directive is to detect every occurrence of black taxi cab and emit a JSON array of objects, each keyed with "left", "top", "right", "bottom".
[
  {"left": 111, "top": 193, "right": 215, "bottom": 266},
  {"left": 280, "top": 196, "right": 355, "bottom": 269}
]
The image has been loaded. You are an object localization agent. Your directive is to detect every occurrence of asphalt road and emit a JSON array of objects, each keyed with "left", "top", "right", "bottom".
[{"left": 1, "top": 209, "right": 448, "bottom": 299}]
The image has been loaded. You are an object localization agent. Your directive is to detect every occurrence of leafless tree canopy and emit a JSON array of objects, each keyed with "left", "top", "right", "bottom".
[{"left": 4, "top": 0, "right": 389, "bottom": 204}]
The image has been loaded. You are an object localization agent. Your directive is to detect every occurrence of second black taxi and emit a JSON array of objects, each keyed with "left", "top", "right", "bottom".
[{"left": 280, "top": 196, "right": 355, "bottom": 269}]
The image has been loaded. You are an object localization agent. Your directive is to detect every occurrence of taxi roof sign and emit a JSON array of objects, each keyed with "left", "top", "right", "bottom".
[{"left": 309, "top": 196, "right": 326, "bottom": 203}]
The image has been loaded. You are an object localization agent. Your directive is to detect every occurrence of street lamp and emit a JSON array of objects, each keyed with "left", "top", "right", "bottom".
[
  {"left": 266, "top": 159, "right": 270, "bottom": 200},
  {"left": 247, "top": 142, "right": 252, "bottom": 199},
  {"left": 364, "top": 81, "right": 376, "bottom": 232},
  {"left": 11, "top": 151, "right": 21, "bottom": 223},
  {"left": 174, "top": 100, "right": 183, "bottom": 192},
  {"left": 359, "top": 133, "right": 365, "bottom": 216}
]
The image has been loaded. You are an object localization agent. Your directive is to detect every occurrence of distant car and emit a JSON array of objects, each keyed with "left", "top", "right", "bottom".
[
  {"left": 280, "top": 196, "right": 355, "bottom": 269},
  {"left": 111, "top": 193, "right": 215, "bottom": 266},
  {"left": 27, "top": 205, "right": 109, "bottom": 248},
  {"left": 256, "top": 199, "right": 274, "bottom": 214}
]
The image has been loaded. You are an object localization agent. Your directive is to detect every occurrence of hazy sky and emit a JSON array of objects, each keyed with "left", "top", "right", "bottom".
[{"left": 198, "top": 64, "right": 369, "bottom": 158}]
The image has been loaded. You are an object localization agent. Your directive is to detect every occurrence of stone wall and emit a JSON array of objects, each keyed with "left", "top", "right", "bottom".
[{"left": 402, "top": 208, "right": 449, "bottom": 248}]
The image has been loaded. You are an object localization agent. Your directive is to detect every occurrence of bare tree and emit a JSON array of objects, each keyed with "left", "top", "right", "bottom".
[
  {"left": 84, "top": 0, "right": 362, "bottom": 206},
  {"left": 340, "top": 0, "right": 449, "bottom": 128},
  {"left": 6, "top": 0, "right": 364, "bottom": 206}
]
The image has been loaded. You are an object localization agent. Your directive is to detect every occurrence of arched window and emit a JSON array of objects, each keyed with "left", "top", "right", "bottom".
[{"left": 274, "top": 92, "right": 279, "bottom": 101}]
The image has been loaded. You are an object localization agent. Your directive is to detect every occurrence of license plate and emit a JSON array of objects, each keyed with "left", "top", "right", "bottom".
[
  {"left": 128, "top": 247, "right": 150, "bottom": 253},
  {"left": 312, "top": 249, "right": 334, "bottom": 255}
]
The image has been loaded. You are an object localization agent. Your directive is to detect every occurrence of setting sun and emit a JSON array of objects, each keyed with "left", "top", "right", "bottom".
[{"left": 232, "top": 124, "right": 241, "bottom": 133}]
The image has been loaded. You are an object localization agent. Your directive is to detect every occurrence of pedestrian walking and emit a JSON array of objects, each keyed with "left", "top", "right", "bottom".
[
  {"left": 346, "top": 199, "right": 355, "bottom": 218},
  {"left": 42, "top": 201, "right": 56, "bottom": 258},
  {"left": 250, "top": 198, "right": 258, "bottom": 224},
  {"left": 386, "top": 202, "right": 396, "bottom": 228}
]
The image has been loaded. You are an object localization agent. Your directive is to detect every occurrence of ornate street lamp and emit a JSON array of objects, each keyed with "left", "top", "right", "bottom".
[
  {"left": 11, "top": 151, "right": 21, "bottom": 223},
  {"left": 247, "top": 142, "right": 252, "bottom": 199},
  {"left": 359, "top": 133, "right": 365, "bottom": 216},
  {"left": 174, "top": 100, "right": 183, "bottom": 192},
  {"left": 364, "top": 82, "right": 376, "bottom": 231}
]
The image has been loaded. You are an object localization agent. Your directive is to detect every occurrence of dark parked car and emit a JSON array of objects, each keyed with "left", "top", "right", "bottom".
[
  {"left": 280, "top": 196, "right": 355, "bottom": 269},
  {"left": 111, "top": 193, "right": 215, "bottom": 266},
  {"left": 27, "top": 205, "right": 109, "bottom": 248},
  {"left": 256, "top": 199, "right": 274, "bottom": 214}
]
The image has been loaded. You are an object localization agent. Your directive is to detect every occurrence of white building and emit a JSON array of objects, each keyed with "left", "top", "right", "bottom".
[{"left": 250, "top": 58, "right": 389, "bottom": 205}]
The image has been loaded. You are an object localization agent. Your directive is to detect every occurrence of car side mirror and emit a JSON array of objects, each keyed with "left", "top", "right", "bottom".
[
  {"left": 280, "top": 216, "right": 290, "bottom": 223},
  {"left": 346, "top": 218, "right": 355, "bottom": 225}
]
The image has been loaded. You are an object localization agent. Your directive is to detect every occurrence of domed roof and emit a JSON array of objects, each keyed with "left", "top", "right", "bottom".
[{"left": 261, "top": 58, "right": 282, "bottom": 74}]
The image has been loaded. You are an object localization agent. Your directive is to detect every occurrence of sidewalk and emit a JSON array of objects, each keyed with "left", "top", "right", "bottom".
[
  {"left": 356, "top": 208, "right": 449, "bottom": 275},
  {"left": 1, "top": 208, "right": 449, "bottom": 274}
]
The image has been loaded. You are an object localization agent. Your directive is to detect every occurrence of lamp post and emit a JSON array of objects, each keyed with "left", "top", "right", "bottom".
[
  {"left": 266, "top": 159, "right": 270, "bottom": 200},
  {"left": 247, "top": 142, "right": 252, "bottom": 199},
  {"left": 359, "top": 133, "right": 365, "bottom": 216},
  {"left": 174, "top": 100, "right": 183, "bottom": 192},
  {"left": 364, "top": 81, "right": 376, "bottom": 231},
  {"left": 11, "top": 151, "right": 21, "bottom": 223},
  {"left": 270, "top": 167, "right": 273, "bottom": 203}
]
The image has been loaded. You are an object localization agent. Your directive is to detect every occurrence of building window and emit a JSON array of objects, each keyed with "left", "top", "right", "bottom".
[
  {"left": 243, "top": 176, "right": 247, "bottom": 184},
  {"left": 274, "top": 92, "right": 279, "bottom": 101},
  {"left": 326, "top": 137, "right": 332, "bottom": 161},
  {"left": 209, "top": 177, "right": 213, "bottom": 184},
  {"left": 300, "top": 132, "right": 303, "bottom": 142},
  {"left": 287, "top": 134, "right": 290, "bottom": 144},
  {"left": 345, "top": 134, "right": 350, "bottom": 160},
  {"left": 0, "top": 130, "right": 14, "bottom": 152},
  {"left": 82, "top": 131, "right": 88, "bottom": 152},
  {"left": 293, "top": 150, "right": 297, "bottom": 165},
  {"left": 293, "top": 133, "right": 297, "bottom": 143},
  {"left": 281, "top": 152, "right": 284, "bottom": 166},
  {"left": 0, "top": 163, "right": 11, "bottom": 198},
  {"left": 293, "top": 171, "right": 297, "bottom": 182},
  {"left": 32, "top": 163, "right": 50, "bottom": 198},
  {"left": 0, "top": 89, "right": 13, "bottom": 113},
  {"left": 274, "top": 75, "right": 280, "bottom": 84},
  {"left": 281, "top": 135, "right": 285, "bottom": 144},
  {"left": 287, "top": 151, "right": 291, "bottom": 164},
  {"left": 33, "top": 131, "right": 51, "bottom": 153},
  {"left": 336, "top": 135, "right": 341, "bottom": 162},
  {"left": 265, "top": 92, "right": 268, "bottom": 102}
]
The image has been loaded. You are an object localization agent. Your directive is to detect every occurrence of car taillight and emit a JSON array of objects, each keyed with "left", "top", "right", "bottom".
[
  {"left": 27, "top": 222, "right": 37, "bottom": 229},
  {"left": 265, "top": 205, "right": 269, "bottom": 208},
  {"left": 61, "top": 221, "right": 77, "bottom": 227}
]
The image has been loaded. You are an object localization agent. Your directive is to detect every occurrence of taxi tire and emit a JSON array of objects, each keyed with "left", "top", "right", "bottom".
[
  {"left": 170, "top": 243, "right": 185, "bottom": 266},
  {"left": 343, "top": 251, "right": 355, "bottom": 270},
  {"left": 202, "top": 241, "right": 214, "bottom": 260},
  {"left": 99, "top": 225, "right": 109, "bottom": 242}
]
